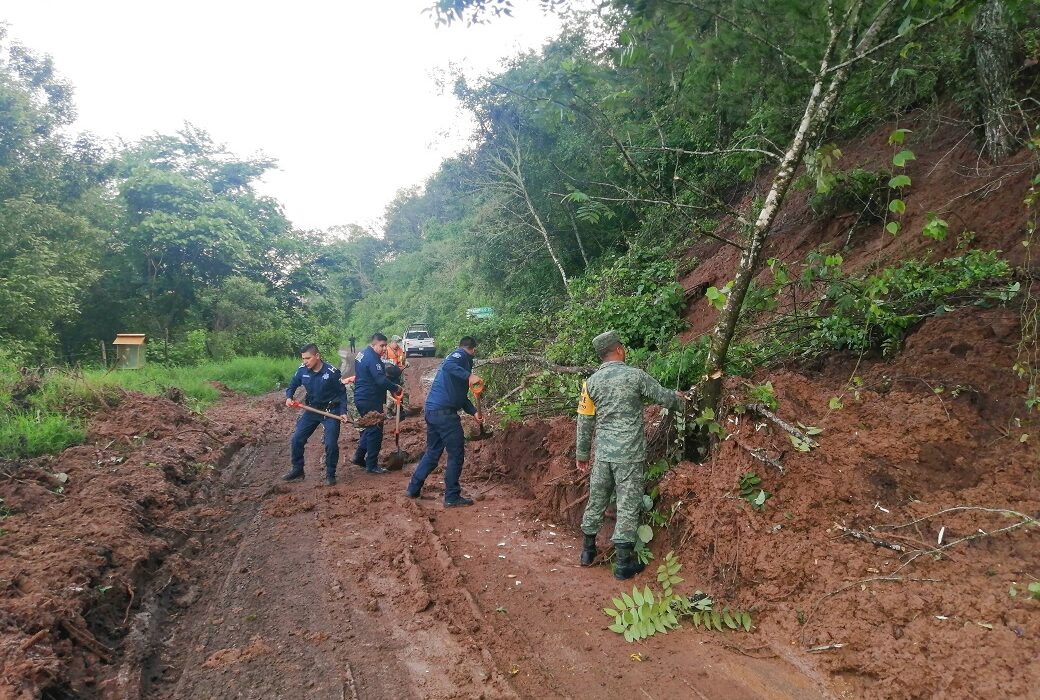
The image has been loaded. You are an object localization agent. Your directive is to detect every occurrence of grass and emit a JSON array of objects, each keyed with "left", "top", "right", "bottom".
[
  {"left": 0, "top": 413, "right": 87, "bottom": 459},
  {"left": 0, "top": 355, "right": 299, "bottom": 459}
]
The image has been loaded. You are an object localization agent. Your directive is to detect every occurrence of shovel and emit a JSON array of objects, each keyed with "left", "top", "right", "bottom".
[
  {"left": 470, "top": 379, "right": 493, "bottom": 441},
  {"left": 288, "top": 400, "right": 353, "bottom": 426},
  {"left": 384, "top": 391, "right": 407, "bottom": 471}
]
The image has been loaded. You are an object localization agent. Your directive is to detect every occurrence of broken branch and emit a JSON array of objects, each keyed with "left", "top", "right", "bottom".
[
  {"left": 833, "top": 523, "right": 908, "bottom": 553},
  {"left": 747, "top": 403, "right": 819, "bottom": 448}
]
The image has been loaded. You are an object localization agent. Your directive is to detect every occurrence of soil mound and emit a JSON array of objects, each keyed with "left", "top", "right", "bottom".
[{"left": 0, "top": 392, "right": 266, "bottom": 699}]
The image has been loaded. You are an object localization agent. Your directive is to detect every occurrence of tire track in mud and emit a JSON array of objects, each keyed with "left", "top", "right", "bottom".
[
  {"left": 317, "top": 487, "right": 519, "bottom": 698},
  {"left": 145, "top": 430, "right": 416, "bottom": 699}
]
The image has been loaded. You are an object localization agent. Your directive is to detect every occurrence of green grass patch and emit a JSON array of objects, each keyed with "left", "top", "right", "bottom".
[
  {"left": 0, "top": 355, "right": 299, "bottom": 458},
  {"left": 0, "top": 412, "right": 86, "bottom": 459}
]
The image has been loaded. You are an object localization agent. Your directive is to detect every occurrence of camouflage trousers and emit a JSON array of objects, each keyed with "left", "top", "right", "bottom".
[{"left": 580, "top": 460, "right": 644, "bottom": 545}]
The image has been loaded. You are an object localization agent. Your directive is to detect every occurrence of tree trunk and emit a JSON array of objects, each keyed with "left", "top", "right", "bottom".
[
  {"left": 564, "top": 204, "right": 590, "bottom": 268},
  {"left": 698, "top": 17, "right": 847, "bottom": 417},
  {"left": 974, "top": 0, "right": 1018, "bottom": 160},
  {"left": 521, "top": 180, "right": 570, "bottom": 291},
  {"left": 697, "top": 0, "right": 916, "bottom": 421}
]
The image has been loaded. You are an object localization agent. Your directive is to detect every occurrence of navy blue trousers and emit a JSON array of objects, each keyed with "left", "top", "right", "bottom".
[
  {"left": 352, "top": 402, "right": 384, "bottom": 469},
  {"left": 407, "top": 411, "right": 465, "bottom": 502},
  {"left": 290, "top": 411, "right": 341, "bottom": 477}
]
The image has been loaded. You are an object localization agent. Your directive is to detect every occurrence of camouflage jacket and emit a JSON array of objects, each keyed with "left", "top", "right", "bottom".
[{"left": 575, "top": 361, "right": 681, "bottom": 463}]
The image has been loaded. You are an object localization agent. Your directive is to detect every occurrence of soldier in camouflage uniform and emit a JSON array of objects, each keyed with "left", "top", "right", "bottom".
[{"left": 576, "top": 330, "right": 686, "bottom": 580}]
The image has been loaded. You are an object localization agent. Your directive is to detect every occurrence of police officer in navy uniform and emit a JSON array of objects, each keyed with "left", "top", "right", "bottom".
[
  {"left": 352, "top": 332, "right": 403, "bottom": 474},
  {"left": 284, "top": 343, "right": 350, "bottom": 486},
  {"left": 406, "top": 336, "right": 483, "bottom": 507}
]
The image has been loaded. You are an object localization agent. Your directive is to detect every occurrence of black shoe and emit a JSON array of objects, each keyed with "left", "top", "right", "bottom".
[
  {"left": 351, "top": 456, "right": 366, "bottom": 468},
  {"left": 580, "top": 533, "right": 598, "bottom": 567},
  {"left": 405, "top": 487, "right": 421, "bottom": 498},
  {"left": 365, "top": 466, "right": 389, "bottom": 474},
  {"left": 282, "top": 470, "right": 304, "bottom": 482},
  {"left": 324, "top": 475, "right": 337, "bottom": 486},
  {"left": 613, "top": 542, "right": 646, "bottom": 580},
  {"left": 445, "top": 496, "right": 474, "bottom": 508}
]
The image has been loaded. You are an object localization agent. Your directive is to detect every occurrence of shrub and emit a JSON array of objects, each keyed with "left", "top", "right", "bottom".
[
  {"left": 547, "top": 247, "right": 686, "bottom": 365},
  {"left": 808, "top": 168, "right": 887, "bottom": 222}
]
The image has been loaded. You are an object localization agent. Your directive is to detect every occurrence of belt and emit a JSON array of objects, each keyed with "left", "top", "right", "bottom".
[
  {"left": 307, "top": 401, "right": 339, "bottom": 413},
  {"left": 427, "top": 408, "right": 460, "bottom": 417}
]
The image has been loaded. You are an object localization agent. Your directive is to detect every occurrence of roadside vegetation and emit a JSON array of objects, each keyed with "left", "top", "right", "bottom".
[
  {"left": 0, "top": 356, "right": 297, "bottom": 459},
  {"left": 1, "top": 1, "right": 1037, "bottom": 447}
]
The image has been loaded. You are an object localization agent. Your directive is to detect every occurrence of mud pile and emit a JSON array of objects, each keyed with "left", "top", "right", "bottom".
[
  {"left": 0, "top": 392, "right": 272, "bottom": 699},
  {"left": 647, "top": 306, "right": 1038, "bottom": 699},
  {"left": 468, "top": 308, "right": 1038, "bottom": 698}
]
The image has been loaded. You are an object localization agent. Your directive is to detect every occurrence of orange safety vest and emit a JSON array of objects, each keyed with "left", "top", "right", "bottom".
[{"left": 383, "top": 344, "right": 406, "bottom": 368}]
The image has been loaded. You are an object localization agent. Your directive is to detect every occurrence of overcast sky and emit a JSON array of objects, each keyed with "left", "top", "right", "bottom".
[{"left": 2, "top": 1, "right": 566, "bottom": 231}]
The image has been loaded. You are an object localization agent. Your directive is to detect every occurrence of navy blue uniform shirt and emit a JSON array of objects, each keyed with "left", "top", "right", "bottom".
[
  {"left": 285, "top": 361, "right": 347, "bottom": 413},
  {"left": 354, "top": 345, "right": 400, "bottom": 408},
  {"left": 425, "top": 348, "right": 476, "bottom": 415}
]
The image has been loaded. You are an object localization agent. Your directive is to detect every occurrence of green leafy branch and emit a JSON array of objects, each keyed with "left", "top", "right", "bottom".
[
  {"left": 603, "top": 552, "right": 754, "bottom": 642},
  {"left": 738, "top": 472, "right": 771, "bottom": 510}
]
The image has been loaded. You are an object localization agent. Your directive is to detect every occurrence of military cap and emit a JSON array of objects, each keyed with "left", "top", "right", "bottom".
[{"left": 592, "top": 330, "right": 622, "bottom": 356}]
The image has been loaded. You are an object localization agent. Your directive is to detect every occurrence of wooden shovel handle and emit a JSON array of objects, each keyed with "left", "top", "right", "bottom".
[{"left": 289, "top": 401, "right": 348, "bottom": 422}]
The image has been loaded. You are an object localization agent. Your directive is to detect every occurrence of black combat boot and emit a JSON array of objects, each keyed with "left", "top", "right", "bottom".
[
  {"left": 580, "top": 534, "right": 598, "bottom": 566},
  {"left": 613, "top": 542, "right": 646, "bottom": 580}
]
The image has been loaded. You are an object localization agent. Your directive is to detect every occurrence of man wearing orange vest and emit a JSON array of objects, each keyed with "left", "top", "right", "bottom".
[{"left": 383, "top": 335, "right": 406, "bottom": 369}]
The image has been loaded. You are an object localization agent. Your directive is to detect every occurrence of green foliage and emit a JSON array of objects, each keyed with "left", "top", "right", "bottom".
[
  {"left": 738, "top": 472, "right": 771, "bottom": 510},
  {"left": 0, "top": 356, "right": 298, "bottom": 458},
  {"left": 746, "top": 250, "right": 1017, "bottom": 363},
  {"left": 628, "top": 337, "right": 707, "bottom": 393},
  {"left": 603, "top": 552, "right": 753, "bottom": 642},
  {"left": 496, "top": 371, "right": 585, "bottom": 423},
  {"left": 692, "top": 407, "right": 724, "bottom": 437},
  {"left": 1008, "top": 582, "right": 1040, "bottom": 601},
  {"left": 922, "top": 212, "right": 950, "bottom": 241},
  {"left": 746, "top": 381, "right": 779, "bottom": 411},
  {"left": 808, "top": 168, "right": 887, "bottom": 221},
  {"left": 705, "top": 282, "right": 733, "bottom": 312},
  {"left": 546, "top": 246, "right": 686, "bottom": 365},
  {"left": 0, "top": 413, "right": 85, "bottom": 459}
]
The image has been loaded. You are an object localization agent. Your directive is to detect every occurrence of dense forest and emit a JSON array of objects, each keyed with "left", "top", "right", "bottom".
[{"left": 2, "top": 0, "right": 1037, "bottom": 393}]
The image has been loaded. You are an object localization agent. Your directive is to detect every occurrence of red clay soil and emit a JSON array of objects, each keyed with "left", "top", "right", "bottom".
[
  {"left": 0, "top": 392, "right": 273, "bottom": 699},
  {"left": 654, "top": 317, "right": 1038, "bottom": 699},
  {"left": 679, "top": 112, "right": 1036, "bottom": 338},
  {"left": 2, "top": 358, "right": 833, "bottom": 700},
  {"left": 3, "top": 331, "right": 1035, "bottom": 699}
]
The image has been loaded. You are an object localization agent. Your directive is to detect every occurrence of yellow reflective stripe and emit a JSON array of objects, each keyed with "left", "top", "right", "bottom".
[{"left": 576, "top": 382, "right": 596, "bottom": 416}]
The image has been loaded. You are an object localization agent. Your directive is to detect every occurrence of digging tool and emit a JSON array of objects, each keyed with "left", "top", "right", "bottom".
[
  {"left": 470, "top": 378, "right": 493, "bottom": 441},
  {"left": 384, "top": 391, "right": 407, "bottom": 471},
  {"left": 287, "top": 401, "right": 354, "bottom": 426}
]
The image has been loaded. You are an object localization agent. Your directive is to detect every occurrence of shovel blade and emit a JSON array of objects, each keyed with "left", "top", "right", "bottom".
[{"left": 385, "top": 450, "right": 407, "bottom": 471}]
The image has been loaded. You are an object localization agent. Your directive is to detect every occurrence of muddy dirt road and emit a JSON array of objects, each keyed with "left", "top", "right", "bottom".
[{"left": 138, "top": 357, "right": 831, "bottom": 700}]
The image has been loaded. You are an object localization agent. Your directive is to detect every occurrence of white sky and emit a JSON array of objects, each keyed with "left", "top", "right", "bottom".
[{"left": 2, "top": 1, "right": 566, "bottom": 231}]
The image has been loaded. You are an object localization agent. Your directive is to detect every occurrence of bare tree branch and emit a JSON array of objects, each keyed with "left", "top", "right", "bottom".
[{"left": 627, "top": 145, "right": 783, "bottom": 160}]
